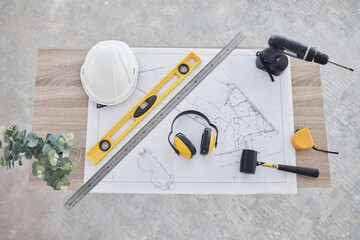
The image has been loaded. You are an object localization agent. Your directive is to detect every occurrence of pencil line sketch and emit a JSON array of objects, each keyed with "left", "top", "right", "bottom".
[
  {"left": 184, "top": 77, "right": 279, "bottom": 159},
  {"left": 85, "top": 48, "right": 296, "bottom": 194}
]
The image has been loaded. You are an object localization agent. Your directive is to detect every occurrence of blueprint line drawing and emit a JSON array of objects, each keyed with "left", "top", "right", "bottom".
[
  {"left": 184, "top": 78, "right": 279, "bottom": 158},
  {"left": 84, "top": 48, "right": 296, "bottom": 194}
]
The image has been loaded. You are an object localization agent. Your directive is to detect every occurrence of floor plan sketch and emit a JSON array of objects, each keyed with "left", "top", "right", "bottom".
[
  {"left": 184, "top": 79, "right": 279, "bottom": 157},
  {"left": 84, "top": 48, "right": 297, "bottom": 194}
]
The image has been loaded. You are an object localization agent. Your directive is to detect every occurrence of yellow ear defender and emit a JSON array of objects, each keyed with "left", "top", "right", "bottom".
[
  {"left": 168, "top": 110, "right": 218, "bottom": 159},
  {"left": 291, "top": 128, "right": 338, "bottom": 154}
]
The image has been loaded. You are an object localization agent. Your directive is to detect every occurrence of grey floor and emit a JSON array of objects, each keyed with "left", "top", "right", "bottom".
[{"left": 0, "top": 1, "right": 359, "bottom": 239}]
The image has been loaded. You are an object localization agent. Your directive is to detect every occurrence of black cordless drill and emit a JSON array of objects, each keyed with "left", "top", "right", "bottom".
[{"left": 256, "top": 35, "right": 353, "bottom": 81}]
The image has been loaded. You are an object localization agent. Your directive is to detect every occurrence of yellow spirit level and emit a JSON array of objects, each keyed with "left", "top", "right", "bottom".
[{"left": 86, "top": 51, "right": 202, "bottom": 165}]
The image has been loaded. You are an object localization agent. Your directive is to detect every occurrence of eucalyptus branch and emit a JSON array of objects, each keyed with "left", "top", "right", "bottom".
[{"left": 0, "top": 125, "right": 77, "bottom": 190}]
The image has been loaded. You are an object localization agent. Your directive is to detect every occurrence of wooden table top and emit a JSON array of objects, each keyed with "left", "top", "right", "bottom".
[{"left": 28, "top": 47, "right": 330, "bottom": 190}]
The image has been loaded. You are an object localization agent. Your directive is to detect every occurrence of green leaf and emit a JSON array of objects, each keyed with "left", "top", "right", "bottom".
[
  {"left": 42, "top": 144, "right": 52, "bottom": 155},
  {"left": 43, "top": 171, "right": 50, "bottom": 181},
  {"left": 39, "top": 157, "right": 47, "bottom": 165},
  {"left": 49, "top": 152, "right": 58, "bottom": 166},
  {"left": 36, "top": 153, "right": 45, "bottom": 160},
  {"left": 32, "top": 147, "right": 43, "bottom": 159},
  {"left": 19, "top": 158, "right": 22, "bottom": 166},
  {"left": 44, "top": 159, "right": 51, "bottom": 169},
  {"left": 48, "top": 149, "right": 56, "bottom": 158},
  {"left": 36, "top": 164, "right": 45, "bottom": 172},
  {"left": 48, "top": 135, "right": 58, "bottom": 146},
  {"left": 4, "top": 135, "right": 10, "bottom": 143},
  {"left": 24, "top": 149, "right": 32, "bottom": 159},
  {"left": 50, "top": 165, "right": 58, "bottom": 171},
  {"left": 46, "top": 173, "right": 58, "bottom": 187},
  {"left": 33, "top": 138, "right": 44, "bottom": 153},
  {"left": 32, "top": 161, "right": 40, "bottom": 176},
  {"left": 58, "top": 157, "right": 65, "bottom": 166},
  {"left": 37, "top": 138, "right": 44, "bottom": 146},
  {"left": 0, "top": 156, "right": 5, "bottom": 166},
  {"left": 56, "top": 169, "right": 67, "bottom": 179},
  {"left": 10, "top": 125, "right": 19, "bottom": 138},
  {"left": 11, "top": 141, "right": 18, "bottom": 150},
  {"left": 26, "top": 131, "right": 39, "bottom": 148},
  {"left": 11, "top": 141, "right": 20, "bottom": 161},
  {"left": 58, "top": 145, "right": 65, "bottom": 153},
  {"left": 15, "top": 130, "right": 26, "bottom": 141},
  {"left": 61, "top": 176, "right": 70, "bottom": 185},
  {"left": 53, "top": 179, "right": 61, "bottom": 189},
  {"left": 4, "top": 146, "right": 11, "bottom": 161},
  {"left": 59, "top": 145, "right": 71, "bottom": 154},
  {"left": 27, "top": 139, "right": 39, "bottom": 148},
  {"left": 25, "top": 131, "right": 37, "bottom": 141},
  {"left": 36, "top": 172, "right": 44, "bottom": 180},
  {"left": 58, "top": 137, "right": 65, "bottom": 146},
  {"left": 54, "top": 180, "right": 62, "bottom": 190},
  {"left": 63, "top": 162, "right": 71, "bottom": 170},
  {"left": 7, "top": 140, "right": 12, "bottom": 149},
  {"left": 0, "top": 140, "right": 2, "bottom": 148},
  {"left": 45, "top": 158, "right": 57, "bottom": 171}
]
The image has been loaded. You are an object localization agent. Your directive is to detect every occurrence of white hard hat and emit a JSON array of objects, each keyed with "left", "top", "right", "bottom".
[{"left": 80, "top": 40, "right": 138, "bottom": 105}]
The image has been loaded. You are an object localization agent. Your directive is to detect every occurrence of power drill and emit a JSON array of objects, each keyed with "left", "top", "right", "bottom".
[{"left": 256, "top": 35, "right": 354, "bottom": 82}]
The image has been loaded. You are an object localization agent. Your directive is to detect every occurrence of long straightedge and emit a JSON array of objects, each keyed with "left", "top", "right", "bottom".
[{"left": 65, "top": 32, "right": 245, "bottom": 209}]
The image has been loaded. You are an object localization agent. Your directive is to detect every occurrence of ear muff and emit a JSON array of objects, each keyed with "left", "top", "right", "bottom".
[
  {"left": 174, "top": 133, "right": 196, "bottom": 159},
  {"left": 200, "top": 128, "right": 216, "bottom": 156},
  {"left": 168, "top": 110, "right": 219, "bottom": 158}
]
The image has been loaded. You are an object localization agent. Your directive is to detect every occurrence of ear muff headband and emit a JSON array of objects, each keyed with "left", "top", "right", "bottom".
[{"left": 168, "top": 110, "right": 218, "bottom": 155}]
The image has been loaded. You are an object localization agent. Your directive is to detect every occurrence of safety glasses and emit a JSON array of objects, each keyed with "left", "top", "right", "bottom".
[{"left": 137, "top": 148, "right": 174, "bottom": 190}]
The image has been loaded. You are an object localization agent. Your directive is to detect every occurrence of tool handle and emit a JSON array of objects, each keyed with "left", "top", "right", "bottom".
[
  {"left": 268, "top": 35, "right": 320, "bottom": 62},
  {"left": 277, "top": 164, "right": 319, "bottom": 178},
  {"left": 268, "top": 35, "right": 305, "bottom": 53}
]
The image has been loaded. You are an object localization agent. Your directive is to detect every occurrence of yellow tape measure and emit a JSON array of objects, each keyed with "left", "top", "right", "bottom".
[{"left": 86, "top": 51, "right": 202, "bottom": 165}]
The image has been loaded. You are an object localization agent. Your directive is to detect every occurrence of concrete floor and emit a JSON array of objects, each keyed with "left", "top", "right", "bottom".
[{"left": 0, "top": 0, "right": 359, "bottom": 239}]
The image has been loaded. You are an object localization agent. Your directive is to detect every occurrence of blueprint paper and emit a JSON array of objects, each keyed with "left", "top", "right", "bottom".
[{"left": 84, "top": 48, "right": 296, "bottom": 194}]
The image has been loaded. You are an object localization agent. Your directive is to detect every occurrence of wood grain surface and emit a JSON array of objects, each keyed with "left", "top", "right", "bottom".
[{"left": 28, "top": 47, "right": 330, "bottom": 190}]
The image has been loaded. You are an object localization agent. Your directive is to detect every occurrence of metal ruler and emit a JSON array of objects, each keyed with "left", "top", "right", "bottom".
[{"left": 65, "top": 32, "right": 245, "bottom": 209}]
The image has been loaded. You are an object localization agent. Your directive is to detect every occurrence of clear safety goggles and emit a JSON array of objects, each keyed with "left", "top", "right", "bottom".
[{"left": 137, "top": 148, "right": 174, "bottom": 190}]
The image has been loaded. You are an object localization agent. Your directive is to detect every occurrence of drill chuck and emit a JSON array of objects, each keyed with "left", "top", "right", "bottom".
[{"left": 313, "top": 51, "right": 329, "bottom": 65}]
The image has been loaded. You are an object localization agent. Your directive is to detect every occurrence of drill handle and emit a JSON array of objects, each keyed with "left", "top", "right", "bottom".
[{"left": 268, "top": 35, "right": 318, "bottom": 62}]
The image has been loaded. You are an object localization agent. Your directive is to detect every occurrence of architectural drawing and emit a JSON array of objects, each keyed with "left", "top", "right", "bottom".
[
  {"left": 84, "top": 48, "right": 296, "bottom": 194},
  {"left": 182, "top": 76, "right": 282, "bottom": 170}
]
